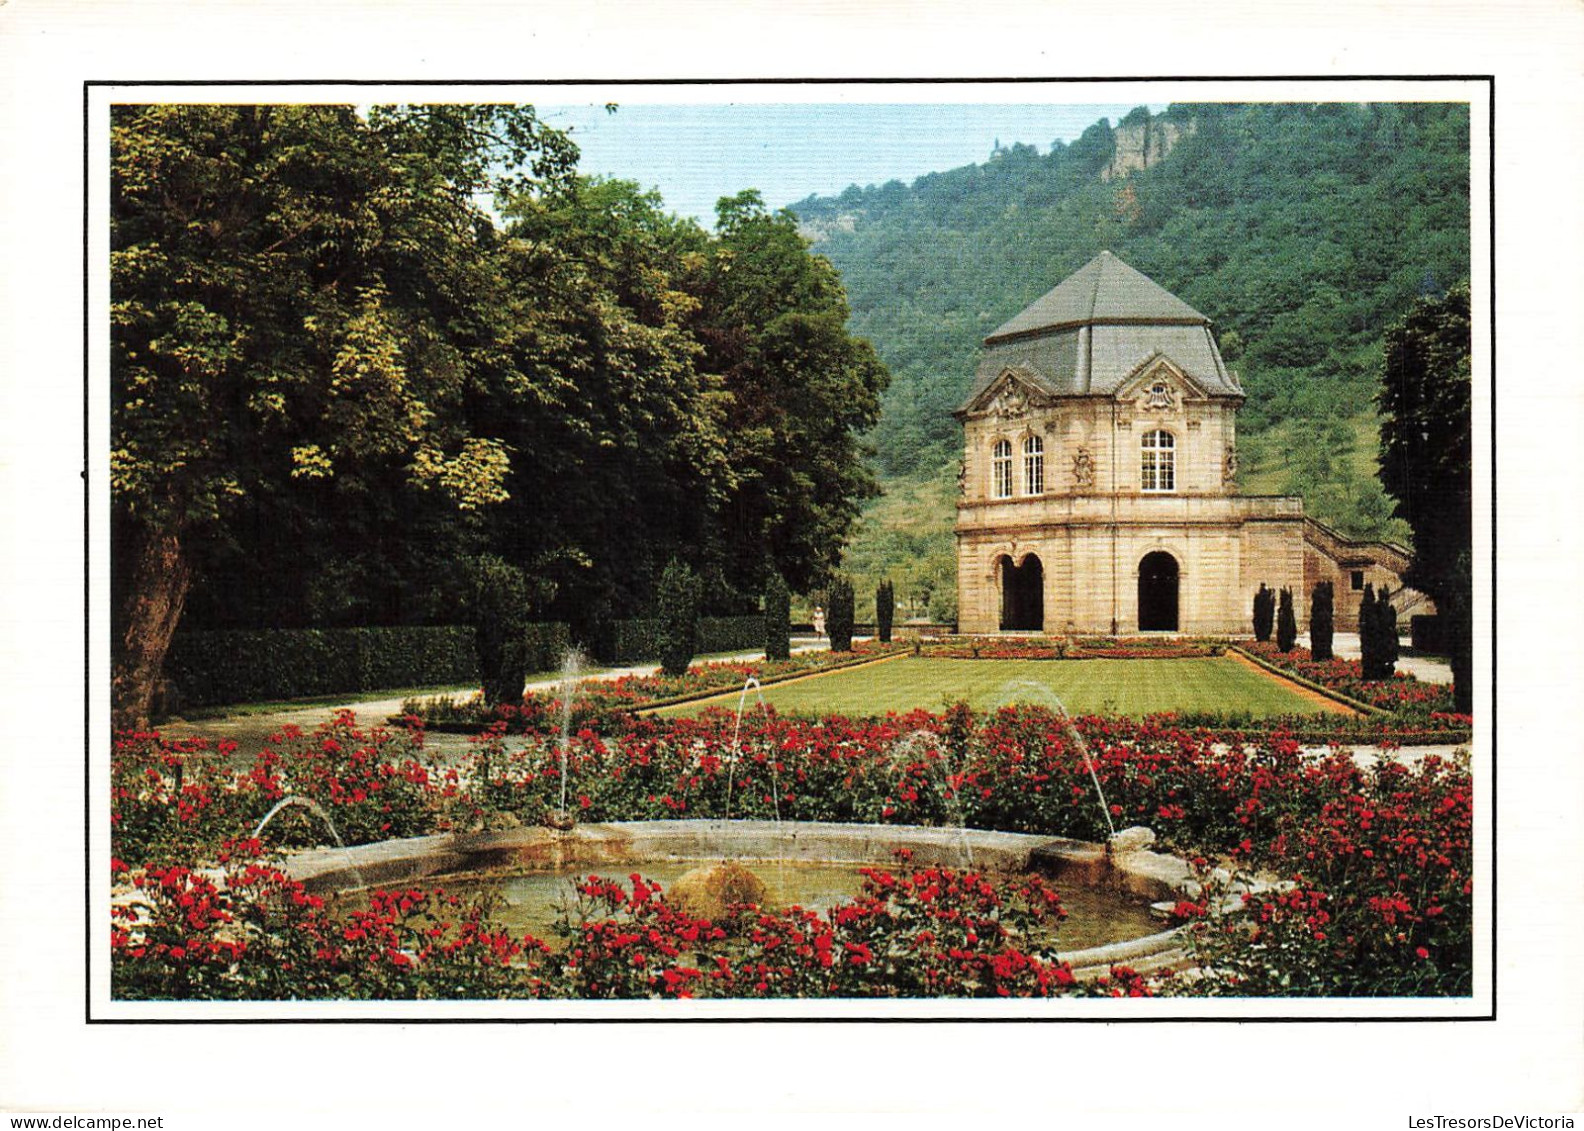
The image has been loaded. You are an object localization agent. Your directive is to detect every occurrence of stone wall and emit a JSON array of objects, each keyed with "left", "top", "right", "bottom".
[
  {"left": 1301, "top": 518, "right": 1432, "bottom": 631},
  {"left": 955, "top": 496, "right": 1306, "bottom": 635}
]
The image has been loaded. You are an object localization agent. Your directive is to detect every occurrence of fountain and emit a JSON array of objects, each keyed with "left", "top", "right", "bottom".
[
  {"left": 546, "top": 648, "right": 587, "bottom": 831},
  {"left": 275, "top": 670, "right": 1204, "bottom": 987},
  {"left": 723, "top": 676, "right": 779, "bottom": 825},
  {"left": 286, "top": 819, "right": 1195, "bottom": 974},
  {"left": 993, "top": 679, "right": 1118, "bottom": 843},
  {"left": 716, "top": 675, "right": 789, "bottom": 893},
  {"left": 250, "top": 795, "right": 366, "bottom": 890},
  {"left": 888, "top": 730, "right": 973, "bottom": 867}
]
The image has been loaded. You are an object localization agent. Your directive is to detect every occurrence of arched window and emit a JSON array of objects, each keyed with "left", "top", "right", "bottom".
[
  {"left": 1141, "top": 430, "right": 1175, "bottom": 492},
  {"left": 1022, "top": 434, "right": 1044, "bottom": 494},
  {"left": 992, "top": 439, "right": 1013, "bottom": 498}
]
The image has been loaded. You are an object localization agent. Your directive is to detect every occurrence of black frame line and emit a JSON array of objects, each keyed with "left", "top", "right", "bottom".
[{"left": 83, "top": 73, "right": 1498, "bottom": 1025}]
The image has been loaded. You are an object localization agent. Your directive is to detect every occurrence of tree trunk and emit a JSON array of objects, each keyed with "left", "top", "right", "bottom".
[{"left": 111, "top": 523, "right": 191, "bottom": 731}]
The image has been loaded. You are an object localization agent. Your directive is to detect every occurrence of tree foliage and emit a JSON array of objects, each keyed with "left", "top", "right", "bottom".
[
  {"left": 111, "top": 110, "right": 889, "bottom": 725},
  {"left": 110, "top": 104, "right": 577, "bottom": 727},
  {"left": 1377, "top": 282, "right": 1472, "bottom": 708},
  {"left": 693, "top": 191, "right": 889, "bottom": 597}
]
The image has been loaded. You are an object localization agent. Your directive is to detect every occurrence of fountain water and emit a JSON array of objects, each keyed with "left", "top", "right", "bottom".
[
  {"left": 723, "top": 676, "right": 779, "bottom": 825},
  {"left": 553, "top": 648, "right": 587, "bottom": 826},
  {"left": 993, "top": 679, "right": 1118, "bottom": 843},
  {"left": 719, "top": 675, "right": 789, "bottom": 888},
  {"left": 250, "top": 795, "right": 366, "bottom": 890},
  {"left": 888, "top": 730, "right": 973, "bottom": 867}
]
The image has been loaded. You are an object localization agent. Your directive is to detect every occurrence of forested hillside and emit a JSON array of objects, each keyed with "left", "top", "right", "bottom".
[{"left": 789, "top": 103, "right": 1470, "bottom": 619}]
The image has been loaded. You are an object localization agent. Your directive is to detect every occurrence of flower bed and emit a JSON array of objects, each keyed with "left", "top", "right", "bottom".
[
  {"left": 112, "top": 703, "right": 1473, "bottom": 999},
  {"left": 403, "top": 641, "right": 910, "bottom": 733},
  {"left": 1236, "top": 642, "right": 1465, "bottom": 723},
  {"left": 112, "top": 713, "right": 470, "bottom": 867},
  {"left": 112, "top": 841, "right": 1150, "bottom": 1000},
  {"left": 924, "top": 637, "right": 1225, "bottom": 661}
]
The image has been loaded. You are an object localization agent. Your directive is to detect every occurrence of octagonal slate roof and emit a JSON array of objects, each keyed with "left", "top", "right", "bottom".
[
  {"left": 985, "top": 250, "right": 1210, "bottom": 342},
  {"left": 958, "top": 251, "right": 1241, "bottom": 411}
]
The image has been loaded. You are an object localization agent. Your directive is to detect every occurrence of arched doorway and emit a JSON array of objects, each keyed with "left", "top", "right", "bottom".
[
  {"left": 1137, "top": 551, "right": 1180, "bottom": 631},
  {"left": 999, "top": 553, "right": 1044, "bottom": 631}
]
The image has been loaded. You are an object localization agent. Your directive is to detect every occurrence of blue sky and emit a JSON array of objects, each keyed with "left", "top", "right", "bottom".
[{"left": 536, "top": 102, "right": 1167, "bottom": 226}]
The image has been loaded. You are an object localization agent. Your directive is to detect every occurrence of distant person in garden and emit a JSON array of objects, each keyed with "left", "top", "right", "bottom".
[{"left": 813, "top": 606, "right": 826, "bottom": 638}]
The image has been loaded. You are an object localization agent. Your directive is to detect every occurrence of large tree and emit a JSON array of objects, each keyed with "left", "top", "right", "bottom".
[
  {"left": 482, "top": 177, "right": 731, "bottom": 641},
  {"left": 110, "top": 105, "right": 576, "bottom": 728},
  {"left": 1376, "top": 281, "right": 1472, "bottom": 710},
  {"left": 691, "top": 190, "right": 890, "bottom": 598}
]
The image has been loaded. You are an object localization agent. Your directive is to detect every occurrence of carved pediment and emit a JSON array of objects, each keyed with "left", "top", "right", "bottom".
[
  {"left": 963, "top": 367, "right": 1051, "bottom": 420},
  {"left": 1114, "top": 355, "right": 1209, "bottom": 411}
]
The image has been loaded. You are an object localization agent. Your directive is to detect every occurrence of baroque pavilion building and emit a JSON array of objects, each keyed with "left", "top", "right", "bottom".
[{"left": 953, "top": 250, "right": 1420, "bottom": 635}]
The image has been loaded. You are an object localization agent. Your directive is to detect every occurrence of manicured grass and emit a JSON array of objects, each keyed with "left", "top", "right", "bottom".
[{"left": 656, "top": 656, "right": 1342, "bottom": 719}]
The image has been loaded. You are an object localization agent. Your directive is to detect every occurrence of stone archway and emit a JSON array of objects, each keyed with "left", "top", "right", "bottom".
[
  {"left": 1137, "top": 551, "right": 1179, "bottom": 632},
  {"left": 999, "top": 553, "right": 1044, "bottom": 631}
]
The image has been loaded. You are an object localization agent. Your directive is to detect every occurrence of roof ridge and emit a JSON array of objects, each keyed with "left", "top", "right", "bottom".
[
  {"left": 984, "top": 250, "right": 1207, "bottom": 345},
  {"left": 1087, "top": 251, "right": 1106, "bottom": 322}
]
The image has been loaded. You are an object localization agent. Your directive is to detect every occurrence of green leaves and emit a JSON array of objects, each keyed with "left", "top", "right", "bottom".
[{"left": 110, "top": 104, "right": 585, "bottom": 722}]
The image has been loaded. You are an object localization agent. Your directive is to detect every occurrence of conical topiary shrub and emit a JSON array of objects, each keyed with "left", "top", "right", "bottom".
[
  {"left": 1359, "top": 582, "right": 1380, "bottom": 678},
  {"left": 763, "top": 570, "right": 791, "bottom": 662},
  {"left": 1253, "top": 583, "right": 1275, "bottom": 642},
  {"left": 1276, "top": 586, "right": 1298, "bottom": 652},
  {"left": 468, "top": 554, "right": 533, "bottom": 708},
  {"left": 1310, "top": 580, "right": 1335, "bottom": 662},
  {"left": 656, "top": 558, "right": 701, "bottom": 677},
  {"left": 875, "top": 579, "right": 895, "bottom": 644},
  {"left": 827, "top": 576, "right": 855, "bottom": 652},
  {"left": 1376, "top": 586, "right": 1399, "bottom": 679}
]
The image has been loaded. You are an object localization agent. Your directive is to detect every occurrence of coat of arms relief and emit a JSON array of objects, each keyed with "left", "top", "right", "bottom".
[{"left": 989, "top": 382, "right": 1032, "bottom": 420}]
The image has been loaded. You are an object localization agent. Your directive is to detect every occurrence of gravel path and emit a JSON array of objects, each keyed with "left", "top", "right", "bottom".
[
  {"left": 158, "top": 638, "right": 834, "bottom": 759},
  {"left": 1297, "top": 630, "right": 1453, "bottom": 684}
]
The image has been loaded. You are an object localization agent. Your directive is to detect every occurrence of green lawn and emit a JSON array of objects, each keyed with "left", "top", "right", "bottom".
[{"left": 656, "top": 657, "right": 1339, "bottom": 719}]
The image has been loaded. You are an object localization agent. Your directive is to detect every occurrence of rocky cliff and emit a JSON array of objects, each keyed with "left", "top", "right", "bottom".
[{"left": 1102, "top": 115, "right": 1193, "bottom": 181}]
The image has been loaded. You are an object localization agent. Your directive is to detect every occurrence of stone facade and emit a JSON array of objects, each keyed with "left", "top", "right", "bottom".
[
  {"left": 1302, "top": 518, "right": 1433, "bottom": 632},
  {"left": 954, "top": 251, "right": 1414, "bottom": 636}
]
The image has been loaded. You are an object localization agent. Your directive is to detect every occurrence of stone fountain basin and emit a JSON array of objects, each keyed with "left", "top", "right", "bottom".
[{"left": 283, "top": 820, "right": 1198, "bottom": 974}]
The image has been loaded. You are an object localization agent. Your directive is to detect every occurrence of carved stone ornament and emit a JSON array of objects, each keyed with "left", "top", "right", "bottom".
[
  {"left": 957, "top": 458, "right": 967, "bottom": 498},
  {"left": 1072, "top": 446, "right": 1095, "bottom": 489},
  {"left": 1223, "top": 443, "right": 1239, "bottom": 481},
  {"left": 1143, "top": 379, "right": 1177, "bottom": 411},
  {"left": 990, "top": 382, "right": 1030, "bottom": 420}
]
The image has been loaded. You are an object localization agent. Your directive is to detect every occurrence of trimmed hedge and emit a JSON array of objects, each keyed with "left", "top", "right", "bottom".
[
  {"left": 699, "top": 616, "right": 766, "bottom": 655},
  {"left": 162, "top": 623, "right": 573, "bottom": 710},
  {"left": 595, "top": 616, "right": 766, "bottom": 665},
  {"left": 165, "top": 613, "right": 770, "bottom": 707}
]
